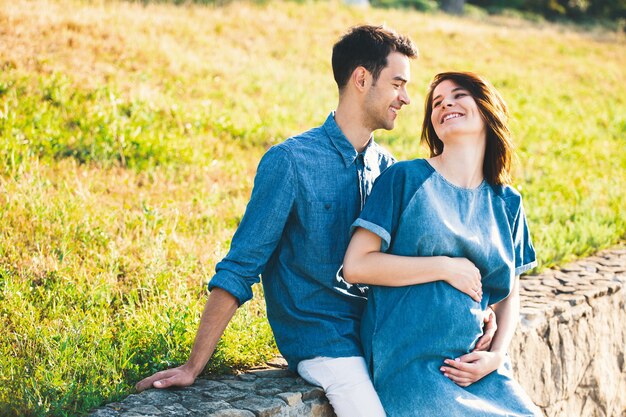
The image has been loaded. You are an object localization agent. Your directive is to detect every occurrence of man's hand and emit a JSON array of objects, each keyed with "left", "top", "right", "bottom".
[
  {"left": 473, "top": 307, "right": 497, "bottom": 352},
  {"left": 135, "top": 363, "right": 197, "bottom": 392},
  {"left": 443, "top": 257, "right": 483, "bottom": 303},
  {"left": 134, "top": 289, "right": 239, "bottom": 393},
  {"left": 439, "top": 351, "right": 504, "bottom": 387}
]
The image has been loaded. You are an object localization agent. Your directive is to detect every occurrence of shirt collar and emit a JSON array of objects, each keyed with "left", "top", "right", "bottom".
[{"left": 323, "top": 112, "right": 375, "bottom": 168}]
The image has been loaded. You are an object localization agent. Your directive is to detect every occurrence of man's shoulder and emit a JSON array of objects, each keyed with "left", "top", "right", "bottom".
[
  {"left": 265, "top": 125, "right": 324, "bottom": 157},
  {"left": 284, "top": 125, "right": 325, "bottom": 146}
]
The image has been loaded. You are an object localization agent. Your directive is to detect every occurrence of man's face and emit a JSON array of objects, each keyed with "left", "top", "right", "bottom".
[{"left": 363, "top": 51, "right": 411, "bottom": 131}]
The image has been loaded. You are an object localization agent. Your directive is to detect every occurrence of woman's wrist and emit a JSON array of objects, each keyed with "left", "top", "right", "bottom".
[
  {"left": 437, "top": 256, "right": 452, "bottom": 282},
  {"left": 488, "top": 350, "right": 506, "bottom": 369}
]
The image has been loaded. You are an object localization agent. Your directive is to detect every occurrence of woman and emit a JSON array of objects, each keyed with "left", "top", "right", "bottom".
[{"left": 343, "top": 72, "right": 541, "bottom": 416}]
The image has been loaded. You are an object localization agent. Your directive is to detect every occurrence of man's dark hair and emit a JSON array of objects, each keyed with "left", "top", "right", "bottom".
[{"left": 332, "top": 25, "right": 418, "bottom": 92}]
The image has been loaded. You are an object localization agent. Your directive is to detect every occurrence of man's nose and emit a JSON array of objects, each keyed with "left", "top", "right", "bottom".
[{"left": 400, "top": 89, "right": 411, "bottom": 105}]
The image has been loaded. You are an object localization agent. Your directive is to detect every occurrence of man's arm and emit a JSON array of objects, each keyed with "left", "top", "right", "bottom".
[
  {"left": 135, "top": 146, "right": 297, "bottom": 391},
  {"left": 135, "top": 288, "right": 238, "bottom": 391}
]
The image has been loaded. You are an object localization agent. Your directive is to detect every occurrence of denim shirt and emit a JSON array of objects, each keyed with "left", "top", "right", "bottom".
[{"left": 209, "top": 112, "right": 395, "bottom": 369}]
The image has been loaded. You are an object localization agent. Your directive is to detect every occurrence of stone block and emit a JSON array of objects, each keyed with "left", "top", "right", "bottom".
[
  {"left": 277, "top": 392, "right": 302, "bottom": 407},
  {"left": 231, "top": 395, "right": 287, "bottom": 417},
  {"left": 207, "top": 410, "right": 256, "bottom": 417}
]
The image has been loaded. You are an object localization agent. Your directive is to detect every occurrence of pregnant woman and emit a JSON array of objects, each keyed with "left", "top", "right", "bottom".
[{"left": 343, "top": 72, "right": 542, "bottom": 416}]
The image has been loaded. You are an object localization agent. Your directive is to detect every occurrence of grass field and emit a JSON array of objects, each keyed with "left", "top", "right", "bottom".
[{"left": 0, "top": 0, "right": 624, "bottom": 415}]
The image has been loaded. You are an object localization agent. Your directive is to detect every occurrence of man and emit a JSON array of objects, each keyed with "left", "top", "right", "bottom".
[{"left": 136, "top": 25, "right": 494, "bottom": 416}]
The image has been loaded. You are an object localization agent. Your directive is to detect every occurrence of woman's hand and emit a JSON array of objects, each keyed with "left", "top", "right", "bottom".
[
  {"left": 442, "top": 257, "right": 483, "bottom": 302},
  {"left": 439, "top": 351, "right": 504, "bottom": 387}
]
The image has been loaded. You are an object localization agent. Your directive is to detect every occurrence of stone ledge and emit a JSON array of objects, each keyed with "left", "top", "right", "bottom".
[
  {"left": 90, "top": 368, "right": 334, "bottom": 417},
  {"left": 90, "top": 246, "right": 626, "bottom": 417}
]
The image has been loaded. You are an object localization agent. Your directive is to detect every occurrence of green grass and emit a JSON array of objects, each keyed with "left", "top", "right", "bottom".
[{"left": 0, "top": 0, "right": 624, "bottom": 415}]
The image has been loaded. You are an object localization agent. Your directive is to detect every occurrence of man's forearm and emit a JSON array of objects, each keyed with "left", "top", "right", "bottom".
[{"left": 185, "top": 287, "right": 239, "bottom": 376}]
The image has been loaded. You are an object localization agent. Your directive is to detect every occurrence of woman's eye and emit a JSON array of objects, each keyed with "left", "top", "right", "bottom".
[
  {"left": 433, "top": 101, "right": 441, "bottom": 108},
  {"left": 455, "top": 93, "right": 467, "bottom": 98}
]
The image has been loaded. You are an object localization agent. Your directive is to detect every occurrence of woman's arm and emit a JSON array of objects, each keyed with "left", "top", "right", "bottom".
[
  {"left": 488, "top": 276, "right": 520, "bottom": 356},
  {"left": 440, "top": 277, "right": 521, "bottom": 387},
  {"left": 343, "top": 227, "right": 483, "bottom": 302}
]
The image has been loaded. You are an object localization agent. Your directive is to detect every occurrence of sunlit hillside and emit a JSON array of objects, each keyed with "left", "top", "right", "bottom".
[{"left": 0, "top": 0, "right": 624, "bottom": 415}]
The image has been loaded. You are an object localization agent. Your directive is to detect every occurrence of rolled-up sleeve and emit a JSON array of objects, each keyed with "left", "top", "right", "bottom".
[
  {"left": 209, "top": 145, "right": 296, "bottom": 305},
  {"left": 512, "top": 201, "right": 537, "bottom": 276}
]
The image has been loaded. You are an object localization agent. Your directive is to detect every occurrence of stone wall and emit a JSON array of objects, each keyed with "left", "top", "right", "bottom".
[
  {"left": 90, "top": 247, "right": 626, "bottom": 417},
  {"left": 510, "top": 248, "right": 626, "bottom": 417}
]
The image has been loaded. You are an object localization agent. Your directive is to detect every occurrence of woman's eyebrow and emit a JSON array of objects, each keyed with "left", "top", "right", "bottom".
[{"left": 432, "top": 87, "right": 468, "bottom": 102}]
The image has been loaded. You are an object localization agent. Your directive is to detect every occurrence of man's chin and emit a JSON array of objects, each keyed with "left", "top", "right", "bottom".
[{"left": 383, "top": 121, "right": 395, "bottom": 131}]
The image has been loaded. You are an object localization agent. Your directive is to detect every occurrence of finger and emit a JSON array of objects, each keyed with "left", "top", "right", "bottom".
[
  {"left": 473, "top": 338, "right": 490, "bottom": 352},
  {"left": 443, "top": 372, "right": 474, "bottom": 385},
  {"left": 153, "top": 374, "right": 183, "bottom": 389},
  {"left": 463, "top": 287, "right": 481, "bottom": 302},
  {"left": 471, "top": 289, "right": 481, "bottom": 303},
  {"left": 443, "top": 358, "right": 475, "bottom": 371},
  {"left": 441, "top": 366, "right": 473, "bottom": 379},
  {"left": 473, "top": 342, "right": 485, "bottom": 352},
  {"left": 157, "top": 371, "right": 196, "bottom": 389},
  {"left": 457, "top": 352, "right": 481, "bottom": 363},
  {"left": 135, "top": 370, "right": 175, "bottom": 392},
  {"left": 136, "top": 375, "right": 159, "bottom": 392},
  {"left": 483, "top": 308, "right": 494, "bottom": 322},
  {"left": 474, "top": 332, "right": 493, "bottom": 351}
]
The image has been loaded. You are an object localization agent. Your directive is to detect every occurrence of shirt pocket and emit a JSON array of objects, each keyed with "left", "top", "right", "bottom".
[{"left": 303, "top": 200, "right": 350, "bottom": 265}]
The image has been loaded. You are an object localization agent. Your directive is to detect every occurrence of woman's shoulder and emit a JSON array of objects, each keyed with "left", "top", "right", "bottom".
[
  {"left": 490, "top": 183, "right": 525, "bottom": 216},
  {"left": 374, "top": 159, "right": 434, "bottom": 194},
  {"left": 382, "top": 158, "right": 435, "bottom": 181}
]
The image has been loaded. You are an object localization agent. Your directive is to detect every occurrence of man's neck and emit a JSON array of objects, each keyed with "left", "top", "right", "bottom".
[{"left": 334, "top": 104, "right": 373, "bottom": 154}]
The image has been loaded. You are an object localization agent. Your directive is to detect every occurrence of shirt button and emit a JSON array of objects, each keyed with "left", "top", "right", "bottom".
[{"left": 324, "top": 203, "right": 331, "bottom": 210}]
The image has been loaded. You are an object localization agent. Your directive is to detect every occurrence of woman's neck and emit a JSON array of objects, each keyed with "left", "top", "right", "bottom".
[{"left": 428, "top": 141, "right": 485, "bottom": 189}]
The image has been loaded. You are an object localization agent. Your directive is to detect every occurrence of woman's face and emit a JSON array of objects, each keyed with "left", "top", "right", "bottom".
[{"left": 430, "top": 79, "right": 485, "bottom": 143}]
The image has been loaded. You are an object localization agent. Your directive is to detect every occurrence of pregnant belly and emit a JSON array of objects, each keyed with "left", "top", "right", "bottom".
[{"left": 368, "top": 281, "right": 486, "bottom": 366}]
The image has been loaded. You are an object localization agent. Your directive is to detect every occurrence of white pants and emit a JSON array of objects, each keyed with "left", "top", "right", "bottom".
[{"left": 297, "top": 356, "right": 386, "bottom": 417}]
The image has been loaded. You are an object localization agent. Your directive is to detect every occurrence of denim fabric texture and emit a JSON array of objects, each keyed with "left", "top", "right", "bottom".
[
  {"left": 208, "top": 113, "right": 394, "bottom": 370},
  {"left": 355, "top": 159, "right": 540, "bottom": 416}
]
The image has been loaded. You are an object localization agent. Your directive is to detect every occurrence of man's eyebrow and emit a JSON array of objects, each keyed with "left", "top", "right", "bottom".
[
  {"left": 432, "top": 87, "right": 467, "bottom": 102},
  {"left": 393, "top": 76, "right": 408, "bottom": 83}
]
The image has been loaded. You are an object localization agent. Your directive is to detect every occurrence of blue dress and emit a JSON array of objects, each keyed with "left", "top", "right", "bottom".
[{"left": 354, "top": 159, "right": 541, "bottom": 417}]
